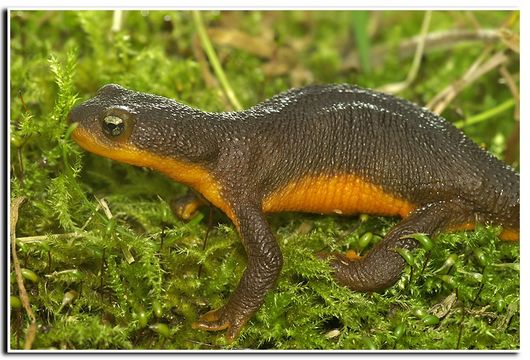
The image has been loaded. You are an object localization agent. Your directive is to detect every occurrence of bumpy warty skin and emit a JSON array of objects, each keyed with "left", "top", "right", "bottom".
[
  {"left": 213, "top": 84, "right": 518, "bottom": 230},
  {"left": 68, "top": 83, "right": 519, "bottom": 340},
  {"left": 69, "top": 82, "right": 519, "bottom": 245}
]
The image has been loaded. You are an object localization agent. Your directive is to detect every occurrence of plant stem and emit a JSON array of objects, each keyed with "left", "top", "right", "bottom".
[
  {"left": 10, "top": 197, "right": 37, "bottom": 350},
  {"left": 192, "top": 11, "right": 242, "bottom": 111},
  {"left": 454, "top": 98, "right": 515, "bottom": 129}
]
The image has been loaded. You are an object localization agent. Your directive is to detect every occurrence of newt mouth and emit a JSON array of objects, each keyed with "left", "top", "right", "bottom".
[
  {"left": 69, "top": 126, "right": 235, "bottom": 223},
  {"left": 70, "top": 126, "right": 105, "bottom": 156}
]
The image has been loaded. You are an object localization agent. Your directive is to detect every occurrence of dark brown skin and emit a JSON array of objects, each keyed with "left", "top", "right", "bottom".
[{"left": 68, "top": 83, "right": 519, "bottom": 342}]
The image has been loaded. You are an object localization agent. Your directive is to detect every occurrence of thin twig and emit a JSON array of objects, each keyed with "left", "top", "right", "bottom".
[
  {"left": 192, "top": 11, "right": 242, "bottom": 111},
  {"left": 18, "top": 90, "right": 29, "bottom": 113},
  {"left": 197, "top": 206, "right": 214, "bottom": 278},
  {"left": 342, "top": 28, "right": 500, "bottom": 71},
  {"left": 427, "top": 50, "right": 508, "bottom": 114},
  {"left": 15, "top": 90, "right": 33, "bottom": 184},
  {"left": 16, "top": 232, "right": 82, "bottom": 244},
  {"left": 10, "top": 197, "right": 37, "bottom": 350}
]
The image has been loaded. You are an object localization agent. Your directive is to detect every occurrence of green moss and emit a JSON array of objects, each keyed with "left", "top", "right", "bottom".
[{"left": 10, "top": 10, "right": 519, "bottom": 350}]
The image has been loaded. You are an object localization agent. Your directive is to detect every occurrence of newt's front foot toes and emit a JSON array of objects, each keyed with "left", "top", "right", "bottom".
[
  {"left": 170, "top": 195, "right": 201, "bottom": 221},
  {"left": 192, "top": 308, "right": 230, "bottom": 331},
  {"left": 192, "top": 307, "right": 247, "bottom": 343}
]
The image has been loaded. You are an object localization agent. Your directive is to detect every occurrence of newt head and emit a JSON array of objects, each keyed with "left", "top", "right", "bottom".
[
  {"left": 67, "top": 83, "right": 217, "bottom": 168},
  {"left": 68, "top": 84, "right": 146, "bottom": 163},
  {"left": 67, "top": 84, "right": 231, "bottom": 217}
]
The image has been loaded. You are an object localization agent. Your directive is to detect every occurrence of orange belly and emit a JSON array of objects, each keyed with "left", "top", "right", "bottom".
[
  {"left": 72, "top": 127, "right": 237, "bottom": 226},
  {"left": 499, "top": 229, "right": 519, "bottom": 241},
  {"left": 262, "top": 174, "right": 416, "bottom": 218}
]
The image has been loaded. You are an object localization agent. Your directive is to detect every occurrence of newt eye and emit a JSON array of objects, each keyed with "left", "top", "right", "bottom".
[{"left": 102, "top": 115, "right": 125, "bottom": 138}]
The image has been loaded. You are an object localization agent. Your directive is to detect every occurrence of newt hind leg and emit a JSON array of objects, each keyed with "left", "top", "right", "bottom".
[{"left": 323, "top": 200, "right": 470, "bottom": 292}]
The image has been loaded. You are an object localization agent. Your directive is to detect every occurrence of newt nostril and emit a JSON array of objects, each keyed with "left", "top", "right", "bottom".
[
  {"left": 66, "top": 111, "right": 74, "bottom": 124},
  {"left": 67, "top": 106, "right": 81, "bottom": 124}
]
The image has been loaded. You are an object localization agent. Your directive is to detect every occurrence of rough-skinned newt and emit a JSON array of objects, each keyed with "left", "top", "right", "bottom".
[{"left": 68, "top": 83, "right": 519, "bottom": 342}]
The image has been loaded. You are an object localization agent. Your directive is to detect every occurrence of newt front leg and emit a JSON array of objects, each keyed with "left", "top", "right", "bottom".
[{"left": 192, "top": 204, "right": 283, "bottom": 342}]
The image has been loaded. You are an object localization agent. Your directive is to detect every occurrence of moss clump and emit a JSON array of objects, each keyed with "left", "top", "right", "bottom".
[{"left": 10, "top": 10, "right": 519, "bottom": 350}]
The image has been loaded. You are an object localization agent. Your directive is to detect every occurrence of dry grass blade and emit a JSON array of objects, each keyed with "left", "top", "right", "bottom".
[
  {"left": 499, "top": 66, "right": 519, "bottom": 165},
  {"left": 342, "top": 29, "right": 500, "bottom": 71},
  {"left": 192, "top": 11, "right": 242, "bottom": 111},
  {"left": 192, "top": 34, "right": 218, "bottom": 89},
  {"left": 10, "top": 197, "right": 37, "bottom": 350},
  {"left": 95, "top": 195, "right": 113, "bottom": 220},
  {"left": 208, "top": 28, "right": 275, "bottom": 59},
  {"left": 427, "top": 50, "right": 508, "bottom": 114},
  {"left": 377, "top": 11, "right": 432, "bottom": 94},
  {"left": 499, "top": 28, "right": 519, "bottom": 53},
  {"left": 16, "top": 232, "right": 81, "bottom": 244},
  {"left": 111, "top": 10, "right": 123, "bottom": 33},
  {"left": 499, "top": 66, "right": 520, "bottom": 119}
]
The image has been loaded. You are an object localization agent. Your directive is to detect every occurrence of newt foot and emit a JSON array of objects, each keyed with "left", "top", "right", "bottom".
[
  {"left": 170, "top": 193, "right": 203, "bottom": 221},
  {"left": 192, "top": 307, "right": 248, "bottom": 343}
]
